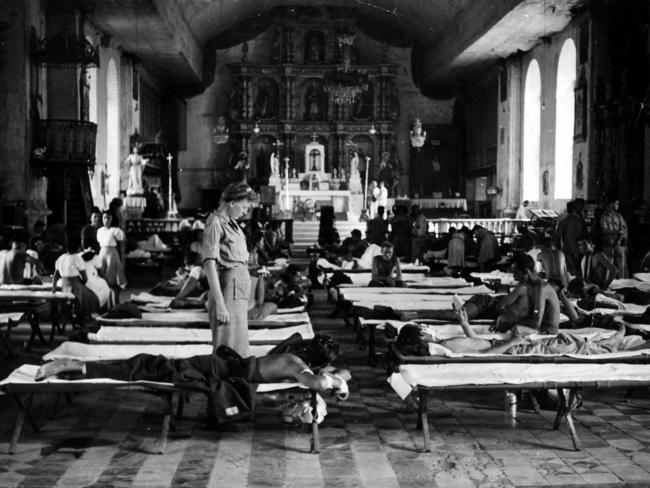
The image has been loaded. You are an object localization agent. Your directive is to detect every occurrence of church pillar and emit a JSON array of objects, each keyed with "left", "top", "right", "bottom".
[{"left": 503, "top": 58, "right": 522, "bottom": 214}]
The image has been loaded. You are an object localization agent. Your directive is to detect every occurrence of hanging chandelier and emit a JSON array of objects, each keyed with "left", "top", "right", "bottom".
[
  {"left": 325, "top": 33, "right": 368, "bottom": 105},
  {"left": 410, "top": 118, "right": 427, "bottom": 148}
]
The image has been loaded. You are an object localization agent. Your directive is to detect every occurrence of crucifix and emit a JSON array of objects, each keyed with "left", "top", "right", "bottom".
[{"left": 166, "top": 153, "right": 178, "bottom": 218}]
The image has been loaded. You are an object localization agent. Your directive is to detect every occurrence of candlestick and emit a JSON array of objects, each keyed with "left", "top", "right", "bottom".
[
  {"left": 166, "top": 153, "right": 178, "bottom": 218},
  {"left": 364, "top": 156, "right": 370, "bottom": 211},
  {"left": 284, "top": 157, "right": 291, "bottom": 216}
]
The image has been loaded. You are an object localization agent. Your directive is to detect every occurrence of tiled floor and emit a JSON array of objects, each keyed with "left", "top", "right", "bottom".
[{"left": 1, "top": 289, "right": 650, "bottom": 487}]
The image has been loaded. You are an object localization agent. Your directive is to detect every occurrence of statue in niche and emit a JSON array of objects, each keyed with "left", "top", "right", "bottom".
[
  {"left": 229, "top": 82, "right": 243, "bottom": 120},
  {"left": 233, "top": 151, "right": 250, "bottom": 183},
  {"left": 125, "top": 144, "right": 148, "bottom": 196},
  {"left": 352, "top": 86, "right": 373, "bottom": 120},
  {"left": 269, "top": 152, "right": 280, "bottom": 177},
  {"left": 254, "top": 79, "right": 277, "bottom": 119},
  {"left": 350, "top": 151, "right": 360, "bottom": 176},
  {"left": 305, "top": 81, "right": 323, "bottom": 120},
  {"left": 576, "top": 152, "right": 584, "bottom": 190},
  {"left": 304, "top": 31, "right": 324, "bottom": 64}
]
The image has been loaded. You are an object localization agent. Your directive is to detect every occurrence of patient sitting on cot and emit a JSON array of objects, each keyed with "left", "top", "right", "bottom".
[
  {"left": 422, "top": 254, "right": 565, "bottom": 335},
  {"left": 397, "top": 308, "right": 628, "bottom": 355},
  {"left": 35, "top": 335, "right": 351, "bottom": 425}
]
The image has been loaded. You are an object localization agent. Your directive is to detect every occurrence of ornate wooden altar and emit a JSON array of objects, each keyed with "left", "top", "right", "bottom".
[{"left": 226, "top": 13, "right": 399, "bottom": 187}]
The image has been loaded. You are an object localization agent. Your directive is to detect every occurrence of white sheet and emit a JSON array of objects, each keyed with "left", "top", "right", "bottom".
[
  {"left": 43, "top": 342, "right": 274, "bottom": 361},
  {"left": 0, "top": 312, "right": 24, "bottom": 322},
  {"left": 129, "top": 292, "right": 172, "bottom": 306},
  {"left": 0, "top": 364, "right": 302, "bottom": 393},
  {"left": 88, "top": 323, "right": 313, "bottom": 344},
  {"left": 98, "top": 311, "right": 209, "bottom": 324},
  {"left": 318, "top": 258, "right": 429, "bottom": 273},
  {"left": 610, "top": 279, "right": 650, "bottom": 292},
  {"left": 336, "top": 285, "right": 493, "bottom": 296},
  {"left": 255, "top": 312, "right": 310, "bottom": 323},
  {"left": 634, "top": 273, "right": 650, "bottom": 283},
  {"left": 470, "top": 271, "right": 516, "bottom": 286},
  {"left": 337, "top": 273, "right": 429, "bottom": 287},
  {"left": 395, "top": 362, "right": 650, "bottom": 389},
  {"left": 571, "top": 296, "right": 647, "bottom": 316}
]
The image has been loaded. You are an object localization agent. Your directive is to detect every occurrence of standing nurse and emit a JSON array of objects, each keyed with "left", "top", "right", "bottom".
[{"left": 203, "top": 182, "right": 259, "bottom": 356}]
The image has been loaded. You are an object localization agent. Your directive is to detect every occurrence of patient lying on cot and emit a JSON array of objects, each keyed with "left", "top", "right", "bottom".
[
  {"left": 397, "top": 308, "right": 628, "bottom": 355},
  {"left": 35, "top": 335, "right": 351, "bottom": 425},
  {"left": 171, "top": 267, "right": 278, "bottom": 320}
]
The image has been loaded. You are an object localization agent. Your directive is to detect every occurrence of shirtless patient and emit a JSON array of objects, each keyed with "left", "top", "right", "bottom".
[
  {"left": 36, "top": 336, "right": 351, "bottom": 405},
  {"left": 492, "top": 253, "right": 561, "bottom": 336},
  {"left": 400, "top": 308, "right": 628, "bottom": 355}
]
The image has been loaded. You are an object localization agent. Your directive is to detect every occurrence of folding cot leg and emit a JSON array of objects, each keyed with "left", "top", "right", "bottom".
[
  {"left": 309, "top": 390, "right": 320, "bottom": 454},
  {"left": 367, "top": 323, "right": 377, "bottom": 367},
  {"left": 553, "top": 388, "right": 582, "bottom": 451},
  {"left": 50, "top": 302, "right": 61, "bottom": 341},
  {"left": 1, "top": 318, "right": 17, "bottom": 358},
  {"left": 417, "top": 387, "right": 431, "bottom": 453},
  {"left": 9, "top": 394, "right": 33, "bottom": 455},
  {"left": 25, "top": 311, "right": 46, "bottom": 351},
  {"left": 156, "top": 392, "right": 175, "bottom": 455}
]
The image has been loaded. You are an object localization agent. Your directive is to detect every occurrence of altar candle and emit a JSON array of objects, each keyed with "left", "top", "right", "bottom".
[
  {"left": 284, "top": 157, "right": 290, "bottom": 214},
  {"left": 364, "top": 156, "right": 370, "bottom": 211}
]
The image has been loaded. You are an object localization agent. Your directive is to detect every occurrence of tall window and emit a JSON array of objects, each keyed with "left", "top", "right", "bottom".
[
  {"left": 554, "top": 39, "right": 577, "bottom": 199},
  {"left": 106, "top": 58, "right": 120, "bottom": 199},
  {"left": 522, "top": 59, "right": 541, "bottom": 201}
]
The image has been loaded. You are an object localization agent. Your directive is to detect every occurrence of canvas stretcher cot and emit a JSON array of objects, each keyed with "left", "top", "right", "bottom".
[
  {"left": 1, "top": 364, "right": 324, "bottom": 455},
  {"left": 0, "top": 290, "right": 75, "bottom": 350},
  {"left": 97, "top": 310, "right": 310, "bottom": 328},
  {"left": 88, "top": 322, "right": 315, "bottom": 345},
  {"left": 43, "top": 342, "right": 275, "bottom": 361},
  {"left": 389, "top": 350, "right": 650, "bottom": 452}
]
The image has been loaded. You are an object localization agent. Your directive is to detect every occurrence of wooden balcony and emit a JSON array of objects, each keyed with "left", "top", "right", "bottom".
[{"left": 33, "top": 119, "right": 97, "bottom": 165}]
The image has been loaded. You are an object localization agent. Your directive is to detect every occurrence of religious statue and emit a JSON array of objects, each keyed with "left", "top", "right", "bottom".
[
  {"left": 270, "top": 152, "right": 280, "bottom": 176},
  {"left": 212, "top": 116, "right": 229, "bottom": 145},
  {"left": 233, "top": 151, "right": 250, "bottom": 183},
  {"left": 254, "top": 79, "right": 277, "bottom": 119},
  {"left": 291, "top": 168, "right": 298, "bottom": 179},
  {"left": 125, "top": 144, "right": 148, "bottom": 196},
  {"left": 305, "top": 82, "right": 322, "bottom": 120},
  {"left": 340, "top": 167, "right": 347, "bottom": 181},
  {"left": 350, "top": 151, "right": 359, "bottom": 176},
  {"left": 305, "top": 32, "right": 324, "bottom": 64}
]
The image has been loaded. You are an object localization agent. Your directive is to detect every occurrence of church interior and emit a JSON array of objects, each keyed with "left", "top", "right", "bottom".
[{"left": 1, "top": 1, "right": 650, "bottom": 486}]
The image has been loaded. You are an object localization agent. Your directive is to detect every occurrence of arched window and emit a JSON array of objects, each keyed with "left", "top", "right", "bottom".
[
  {"left": 106, "top": 58, "right": 120, "bottom": 200},
  {"left": 554, "top": 39, "right": 577, "bottom": 199},
  {"left": 522, "top": 59, "right": 541, "bottom": 202}
]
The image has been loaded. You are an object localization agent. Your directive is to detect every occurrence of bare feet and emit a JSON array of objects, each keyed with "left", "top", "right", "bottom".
[
  {"left": 35, "top": 360, "right": 64, "bottom": 381},
  {"left": 35, "top": 359, "right": 83, "bottom": 381}
]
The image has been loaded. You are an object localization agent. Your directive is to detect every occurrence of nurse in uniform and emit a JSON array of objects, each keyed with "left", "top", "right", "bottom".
[{"left": 202, "top": 182, "right": 259, "bottom": 356}]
